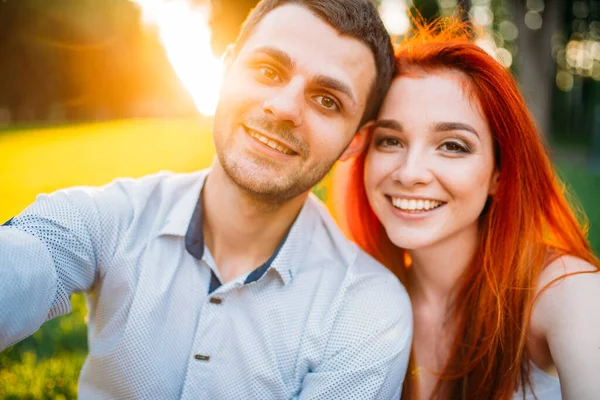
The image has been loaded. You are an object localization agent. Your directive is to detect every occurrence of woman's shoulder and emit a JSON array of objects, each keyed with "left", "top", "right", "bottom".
[
  {"left": 538, "top": 253, "right": 598, "bottom": 286},
  {"left": 531, "top": 254, "right": 599, "bottom": 334},
  {"left": 527, "top": 253, "right": 600, "bottom": 397}
]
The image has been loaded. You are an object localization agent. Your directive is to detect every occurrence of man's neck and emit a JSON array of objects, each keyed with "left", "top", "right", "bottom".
[{"left": 202, "top": 161, "right": 307, "bottom": 283}]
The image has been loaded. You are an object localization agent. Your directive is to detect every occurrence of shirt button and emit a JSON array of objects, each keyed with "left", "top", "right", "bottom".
[
  {"left": 194, "top": 354, "right": 210, "bottom": 361},
  {"left": 209, "top": 297, "right": 223, "bottom": 304}
]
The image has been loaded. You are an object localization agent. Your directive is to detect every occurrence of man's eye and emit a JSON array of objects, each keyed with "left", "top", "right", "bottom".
[
  {"left": 259, "top": 66, "right": 280, "bottom": 82},
  {"left": 315, "top": 95, "right": 339, "bottom": 111}
]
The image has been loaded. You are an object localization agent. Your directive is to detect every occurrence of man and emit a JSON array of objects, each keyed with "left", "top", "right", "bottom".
[{"left": 0, "top": 1, "right": 412, "bottom": 398}]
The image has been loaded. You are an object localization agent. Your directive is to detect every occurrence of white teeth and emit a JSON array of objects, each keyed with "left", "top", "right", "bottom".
[
  {"left": 246, "top": 127, "right": 293, "bottom": 155},
  {"left": 408, "top": 199, "right": 416, "bottom": 210},
  {"left": 391, "top": 197, "right": 443, "bottom": 212}
]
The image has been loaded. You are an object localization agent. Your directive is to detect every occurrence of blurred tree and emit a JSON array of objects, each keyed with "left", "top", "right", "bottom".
[
  {"left": 210, "top": 0, "right": 259, "bottom": 56},
  {"left": 0, "top": 0, "right": 195, "bottom": 123},
  {"left": 512, "top": 0, "right": 566, "bottom": 137},
  {"left": 0, "top": 0, "right": 68, "bottom": 122}
]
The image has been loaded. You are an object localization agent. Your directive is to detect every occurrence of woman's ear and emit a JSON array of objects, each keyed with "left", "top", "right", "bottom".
[
  {"left": 339, "top": 121, "right": 373, "bottom": 161},
  {"left": 488, "top": 170, "right": 500, "bottom": 196}
]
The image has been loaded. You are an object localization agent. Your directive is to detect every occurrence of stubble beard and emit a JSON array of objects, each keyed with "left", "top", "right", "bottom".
[{"left": 217, "top": 148, "right": 334, "bottom": 206}]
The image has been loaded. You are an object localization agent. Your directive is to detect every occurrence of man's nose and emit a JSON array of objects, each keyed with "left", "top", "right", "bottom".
[{"left": 262, "top": 78, "right": 304, "bottom": 127}]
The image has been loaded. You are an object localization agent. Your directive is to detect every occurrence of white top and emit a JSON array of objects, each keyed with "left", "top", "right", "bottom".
[
  {"left": 0, "top": 169, "right": 413, "bottom": 399},
  {"left": 514, "top": 362, "right": 561, "bottom": 399}
]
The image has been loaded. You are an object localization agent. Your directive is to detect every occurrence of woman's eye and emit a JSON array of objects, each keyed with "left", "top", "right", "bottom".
[
  {"left": 376, "top": 137, "right": 401, "bottom": 148},
  {"left": 440, "top": 141, "right": 469, "bottom": 153},
  {"left": 259, "top": 66, "right": 280, "bottom": 82},
  {"left": 315, "top": 95, "right": 339, "bottom": 111}
]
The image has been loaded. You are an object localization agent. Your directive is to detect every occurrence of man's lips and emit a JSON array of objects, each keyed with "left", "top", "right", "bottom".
[{"left": 243, "top": 125, "right": 297, "bottom": 155}]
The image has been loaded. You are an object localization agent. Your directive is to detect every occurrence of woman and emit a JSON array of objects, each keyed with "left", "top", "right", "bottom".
[{"left": 335, "top": 16, "right": 600, "bottom": 400}]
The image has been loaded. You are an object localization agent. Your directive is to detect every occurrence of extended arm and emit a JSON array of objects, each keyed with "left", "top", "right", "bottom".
[{"left": 0, "top": 184, "right": 130, "bottom": 351}]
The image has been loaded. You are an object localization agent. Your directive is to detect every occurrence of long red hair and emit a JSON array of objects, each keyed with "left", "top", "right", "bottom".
[{"left": 335, "top": 16, "right": 600, "bottom": 399}]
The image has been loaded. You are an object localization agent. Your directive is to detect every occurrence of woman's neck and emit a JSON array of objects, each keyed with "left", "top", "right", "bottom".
[{"left": 407, "top": 223, "right": 481, "bottom": 309}]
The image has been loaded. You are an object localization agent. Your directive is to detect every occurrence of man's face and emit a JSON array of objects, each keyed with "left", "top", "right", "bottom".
[{"left": 213, "top": 4, "right": 376, "bottom": 202}]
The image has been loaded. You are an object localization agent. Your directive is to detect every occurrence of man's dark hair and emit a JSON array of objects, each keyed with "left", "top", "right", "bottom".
[{"left": 235, "top": 0, "right": 395, "bottom": 126}]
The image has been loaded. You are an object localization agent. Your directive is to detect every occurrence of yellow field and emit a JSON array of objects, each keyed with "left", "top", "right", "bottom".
[
  {"left": 0, "top": 118, "right": 336, "bottom": 222},
  {"left": 0, "top": 118, "right": 214, "bottom": 221}
]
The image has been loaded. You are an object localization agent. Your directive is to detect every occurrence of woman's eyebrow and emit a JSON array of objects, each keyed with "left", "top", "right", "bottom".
[
  {"left": 434, "top": 122, "right": 480, "bottom": 138},
  {"left": 373, "top": 119, "right": 403, "bottom": 131}
]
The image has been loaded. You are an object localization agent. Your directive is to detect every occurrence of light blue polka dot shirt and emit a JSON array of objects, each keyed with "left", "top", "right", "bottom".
[{"left": 0, "top": 169, "right": 413, "bottom": 399}]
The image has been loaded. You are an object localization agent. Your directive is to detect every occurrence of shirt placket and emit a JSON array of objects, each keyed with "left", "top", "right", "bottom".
[{"left": 180, "top": 258, "right": 244, "bottom": 399}]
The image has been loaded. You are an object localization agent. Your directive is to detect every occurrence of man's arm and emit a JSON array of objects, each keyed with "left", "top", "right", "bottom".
[
  {"left": 298, "top": 260, "right": 413, "bottom": 400},
  {"left": 0, "top": 226, "right": 59, "bottom": 350},
  {"left": 0, "top": 183, "right": 131, "bottom": 351}
]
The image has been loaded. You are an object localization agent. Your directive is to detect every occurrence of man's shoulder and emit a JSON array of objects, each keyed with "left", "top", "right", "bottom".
[
  {"left": 303, "top": 194, "right": 408, "bottom": 302},
  {"left": 16, "top": 169, "right": 208, "bottom": 233},
  {"left": 303, "top": 196, "right": 412, "bottom": 346},
  {"left": 100, "top": 169, "right": 208, "bottom": 197},
  {"left": 304, "top": 194, "right": 398, "bottom": 279}
]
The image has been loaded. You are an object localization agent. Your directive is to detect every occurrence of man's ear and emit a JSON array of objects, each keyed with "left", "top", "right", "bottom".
[
  {"left": 339, "top": 121, "right": 373, "bottom": 161},
  {"left": 222, "top": 44, "right": 236, "bottom": 74},
  {"left": 488, "top": 170, "right": 500, "bottom": 196}
]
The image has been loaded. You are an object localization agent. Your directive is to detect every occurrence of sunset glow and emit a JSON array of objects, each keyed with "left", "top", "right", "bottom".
[{"left": 132, "top": 0, "right": 223, "bottom": 116}]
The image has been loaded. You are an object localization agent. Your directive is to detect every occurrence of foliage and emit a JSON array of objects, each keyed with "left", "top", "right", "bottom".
[
  {"left": 0, "top": 295, "right": 87, "bottom": 399},
  {"left": 556, "top": 161, "right": 600, "bottom": 254}
]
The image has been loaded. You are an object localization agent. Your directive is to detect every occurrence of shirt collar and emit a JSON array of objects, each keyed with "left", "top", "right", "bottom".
[
  {"left": 266, "top": 198, "right": 317, "bottom": 285},
  {"left": 161, "top": 169, "right": 318, "bottom": 286},
  {"left": 184, "top": 187, "right": 318, "bottom": 286},
  {"left": 157, "top": 170, "right": 208, "bottom": 238}
]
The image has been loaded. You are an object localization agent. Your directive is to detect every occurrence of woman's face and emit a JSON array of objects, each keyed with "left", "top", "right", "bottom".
[{"left": 364, "top": 70, "right": 498, "bottom": 251}]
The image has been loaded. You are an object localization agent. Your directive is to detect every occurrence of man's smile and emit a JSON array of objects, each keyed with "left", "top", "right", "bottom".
[{"left": 243, "top": 125, "right": 297, "bottom": 155}]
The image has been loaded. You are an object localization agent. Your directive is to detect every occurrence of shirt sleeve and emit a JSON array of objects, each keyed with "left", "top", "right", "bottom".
[
  {"left": 0, "top": 182, "right": 133, "bottom": 351},
  {"left": 297, "top": 255, "right": 413, "bottom": 400}
]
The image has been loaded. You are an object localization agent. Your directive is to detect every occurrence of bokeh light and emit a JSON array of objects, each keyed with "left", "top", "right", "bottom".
[
  {"left": 380, "top": 0, "right": 410, "bottom": 36},
  {"left": 499, "top": 20, "right": 519, "bottom": 42},
  {"left": 556, "top": 70, "right": 574, "bottom": 91},
  {"left": 525, "top": 11, "right": 543, "bottom": 30},
  {"left": 526, "top": 0, "right": 545, "bottom": 13}
]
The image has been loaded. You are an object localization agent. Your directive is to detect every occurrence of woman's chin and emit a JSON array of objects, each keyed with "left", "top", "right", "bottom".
[{"left": 385, "top": 228, "right": 437, "bottom": 251}]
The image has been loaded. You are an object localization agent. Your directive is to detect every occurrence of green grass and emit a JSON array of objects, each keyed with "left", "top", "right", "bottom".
[
  {"left": 555, "top": 161, "right": 600, "bottom": 254},
  {"left": 0, "top": 295, "right": 87, "bottom": 399}
]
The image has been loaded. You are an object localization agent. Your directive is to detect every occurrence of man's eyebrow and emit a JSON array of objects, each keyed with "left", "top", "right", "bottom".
[
  {"left": 314, "top": 74, "right": 356, "bottom": 106},
  {"left": 252, "top": 46, "right": 295, "bottom": 70},
  {"left": 435, "top": 122, "right": 480, "bottom": 138},
  {"left": 373, "top": 119, "right": 403, "bottom": 131}
]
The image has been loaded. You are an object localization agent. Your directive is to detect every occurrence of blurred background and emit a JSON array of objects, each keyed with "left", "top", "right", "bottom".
[{"left": 1, "top": 0, "right": 599, "bottom": 397}]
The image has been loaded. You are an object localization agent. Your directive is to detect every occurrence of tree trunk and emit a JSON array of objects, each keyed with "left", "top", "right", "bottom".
[{"left": 513, "top": 1, "right": 564, "bottom": 136}]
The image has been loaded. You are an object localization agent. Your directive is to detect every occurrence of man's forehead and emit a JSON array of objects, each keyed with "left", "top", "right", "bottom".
[{"left": 237, "top": 4, "right": 376, "bottom": 101}]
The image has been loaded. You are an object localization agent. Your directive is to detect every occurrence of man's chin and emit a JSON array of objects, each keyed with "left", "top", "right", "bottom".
[{"left": 223, "top": 165, "right": 299, "bottom": 202}]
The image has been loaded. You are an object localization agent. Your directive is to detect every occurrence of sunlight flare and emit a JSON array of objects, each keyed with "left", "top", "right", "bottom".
[{"left": 132, "top": 0, "right": 223, "bottom": 116}]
